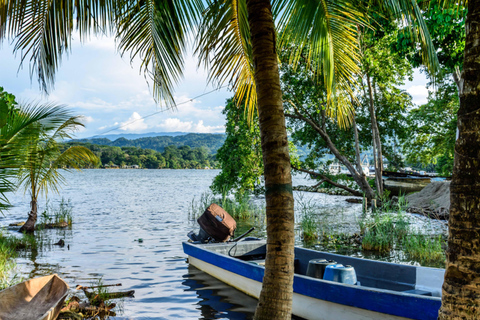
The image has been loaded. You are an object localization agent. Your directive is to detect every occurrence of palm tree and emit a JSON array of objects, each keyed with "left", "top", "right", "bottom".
[
  {"left": 14, "top": 104, "right": 99, "bottom": 233},
  {"left": 437, "top": 0, "right": 480, "bottom": 317},
  {"left": 2, "top": 0, "right": 479, "bottom": 318},
  {"left": 0, "top": 93, "right": 73, "bottom": 211}
]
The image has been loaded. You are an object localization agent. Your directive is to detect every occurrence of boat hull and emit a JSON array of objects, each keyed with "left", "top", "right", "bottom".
[
  {"left": 183, "top": 241, "right": 443, "bottom": 320},
  {"left": 384, "top": 177, "right": 431, "bottom": 195},
  {"left": 0, "top": 274, "right": 69, "bottom": 320}
]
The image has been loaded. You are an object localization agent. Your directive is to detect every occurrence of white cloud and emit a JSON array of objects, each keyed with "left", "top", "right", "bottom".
[
  {"left": 156, "top": 118, "right": 224, "bottom": 133},
  {"left": 81, "top": 115, "right": 94, "bottom": 123},
  {"left": 407, "top": 85, "right": 429, "bottom": 105},
  {"left": 119, "top": 112, "right": 149, "bottom": 131}
]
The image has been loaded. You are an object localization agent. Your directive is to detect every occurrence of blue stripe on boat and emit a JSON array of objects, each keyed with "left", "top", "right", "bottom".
[{"left": 183, "top": 242, "right": 441, "bottom": 320}]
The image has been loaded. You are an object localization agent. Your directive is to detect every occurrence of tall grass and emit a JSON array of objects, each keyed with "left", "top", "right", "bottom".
[
  {"left": 189, "top": 191, "right": 263, "bottom": 221},
  {"left": 37, "top": 198, "right": 73, "bottom": 229},
  {"left": 403, "top": 234, "right": 446, "bottom": 264},
  {"left": 0, "top": 231, "right": 38, "bottom": 289}
]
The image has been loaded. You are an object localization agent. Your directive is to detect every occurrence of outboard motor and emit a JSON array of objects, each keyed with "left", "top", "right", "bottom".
[{"left": 188, "top": 203, "right": 237, "bottom": 243}]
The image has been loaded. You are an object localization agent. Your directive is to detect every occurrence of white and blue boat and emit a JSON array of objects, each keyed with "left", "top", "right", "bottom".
[{"left": 183, "top": 239, "right": 444, "bottom": 320}]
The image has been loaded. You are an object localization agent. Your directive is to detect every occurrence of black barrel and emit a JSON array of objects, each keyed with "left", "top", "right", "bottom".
[{"left": 306, "top": 259, "right": 337, "bottom": 279}]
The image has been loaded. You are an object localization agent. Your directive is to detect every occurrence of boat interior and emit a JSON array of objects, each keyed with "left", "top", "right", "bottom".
[{"left": 196, "top": 240, "right": 444, "bottom": 298}]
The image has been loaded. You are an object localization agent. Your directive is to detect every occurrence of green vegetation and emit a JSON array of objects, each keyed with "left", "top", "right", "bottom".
[
  {"left": 297, "top": 197, "right": 446, "bottom": 267},
  {"left": 210, "top": 99, "right": 263, "bottom": 197},
  {"left": 75, "top": 133, "right": 226, "bottom": 154},
  {"left": 403, "top": 234, "right": 446, "bottom": 264},
  {"left": 14, "top": 104, "right": 98, "bottom": 233},
  {"left": 189, "top": 192, "right": 264, "bottom": 222},
  {"left": 37, "top": 198, "right": 73, "bottom": 229},
  {"left": 0, "top": 231, "right": 38, "bottom": 289},
  {"left": 62, "top": 143, "right": 218, "bottom": 169}
]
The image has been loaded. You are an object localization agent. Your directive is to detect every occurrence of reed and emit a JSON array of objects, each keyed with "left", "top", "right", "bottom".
[
  {"left": 0, "top": 231, "right": 37, "bottom": 289},
  {"left": 188, "top": 191, "right": 263, "bottom": 221},
  {"left": 37, "top": 198, "right": 73, "bottom": 229},
  {"left": 403, "top": 234, "right": 446, "bottom": 264}
]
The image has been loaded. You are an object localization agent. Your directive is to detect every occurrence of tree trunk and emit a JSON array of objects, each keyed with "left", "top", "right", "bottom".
[
  {"left": 19, "top": 200, "right": 37, "bottom": 233},
  {"left": 366, "top": 73, "right": 383, "bottom": 196},
  {"left": 285, "top": 111, "right": 376, "bottom": 200},
  {"left": 246, "top": 1, "right": 295, "bottom": 319},
  {"left": 438, "top": 1, "right": 480, "bottom": 318}
]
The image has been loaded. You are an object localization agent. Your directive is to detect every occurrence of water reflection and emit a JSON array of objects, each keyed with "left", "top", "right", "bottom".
[{"left": 183, "top": 265, "right": 257, "bottom": 320}]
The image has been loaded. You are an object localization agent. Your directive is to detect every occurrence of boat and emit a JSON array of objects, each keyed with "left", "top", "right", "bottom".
[
  {"left": 0, "top": 274, "right": 69, "bottom": 320},
  {"left": 384, "top": 176, "right": 431, "bottom": 195},
  {"left": 183, "top": 239, "right": 444, "bottom": 320}
]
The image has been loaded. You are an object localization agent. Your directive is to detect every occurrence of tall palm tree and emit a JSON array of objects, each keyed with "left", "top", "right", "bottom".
[
  {"left": 0, "top": 95, "right": 72, "bottom": 211},
  {"left": 14, "top": 104, "right": 99, "bottom": 233},
  {"left": 2, "top": 0, "right": 479, "bottom": 318},
  {"left": 437, "top": 0, "right": 480, "bottom": 317}
]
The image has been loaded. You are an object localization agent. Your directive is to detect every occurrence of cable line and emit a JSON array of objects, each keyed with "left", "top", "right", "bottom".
[{"left": 93, "top": 85, "right": 229, "bottom": 137}]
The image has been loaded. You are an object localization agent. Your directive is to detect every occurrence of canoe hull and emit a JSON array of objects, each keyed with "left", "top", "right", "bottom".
[
  {"left": 0, "top": 274, "right": 69, "bottom": 320},
  {"left": 183, "top": 241, "right": 443, "bottom": 320}
]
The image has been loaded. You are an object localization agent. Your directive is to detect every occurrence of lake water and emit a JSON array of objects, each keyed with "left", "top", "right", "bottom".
[{"left": 0, "top": 169, "right": 447, "bottom": 319}]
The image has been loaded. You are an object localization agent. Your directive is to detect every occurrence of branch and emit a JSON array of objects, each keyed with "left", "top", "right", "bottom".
[{"left": 292, "top": 166, "right": 363, "bottom": 197}]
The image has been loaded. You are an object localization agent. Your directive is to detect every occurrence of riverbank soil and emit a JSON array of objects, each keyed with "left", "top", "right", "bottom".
[{"left": 406, "top": 181, "right": 450, "bottom": 219}]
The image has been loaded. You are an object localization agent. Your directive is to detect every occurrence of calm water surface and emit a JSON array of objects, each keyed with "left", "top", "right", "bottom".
[{"left": 0, "top": 169, "right": 446, "bottom": 319}]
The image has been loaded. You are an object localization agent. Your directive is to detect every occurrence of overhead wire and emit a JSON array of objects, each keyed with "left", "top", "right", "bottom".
[{"left": 92, "top": 85, "right": 229, "bottom": 137}]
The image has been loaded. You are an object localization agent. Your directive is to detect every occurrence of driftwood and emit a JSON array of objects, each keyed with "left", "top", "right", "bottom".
[
  {"left": 58, "top": 282, "right": 134, "bottom": 319},
  {"left": 407, "top": 207, "right": 449, "bottom": 220},
  {"left": 76, "top": 283, "right": 122, "bottom": 290}
]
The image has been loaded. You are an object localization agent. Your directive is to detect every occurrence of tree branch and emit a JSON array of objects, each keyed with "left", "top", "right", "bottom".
[{"left": 292, "top": 165, "right": 363, "bottom": 197}]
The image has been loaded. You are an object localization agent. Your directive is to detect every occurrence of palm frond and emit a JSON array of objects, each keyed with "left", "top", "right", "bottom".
[
  {"left": 274, "top": 0, "right": 365, "bottom": 128},
  {"left": 377, "top": 0, "right": 439, "bottom": 75},
  {"left": 115, "top": 0, "right": 203, "bottom": 107},
  {"left": 196, "top": 0, "right": 256, "bottom": 116}
]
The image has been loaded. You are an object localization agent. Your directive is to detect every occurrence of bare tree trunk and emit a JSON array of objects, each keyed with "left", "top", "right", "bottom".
[
  {"left": 438, "top": 1, "right": 480, "bottom": 318},
  {"left": 352, "top": 116, "right": 364, "bottom": 176},
  {"left": 286, "top": 111, "right": 375, "bottom": 200},
  {"left": 366, "top": 73, "right": 383, "bottom": 196},
  {"left": 19, "top": 200, "right": 37, "bottom": 233},
  {"left": 246, "top": 1, "right": 295, "bottom": 319}
]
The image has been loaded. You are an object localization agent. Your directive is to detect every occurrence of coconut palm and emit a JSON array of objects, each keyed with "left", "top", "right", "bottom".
[
  {"left": 1, "top": 0, "right": 479, "bottom": 318},
  {"left": 0, "top": 94, "right": 73, "bottom": 212},
  {"left": 13, "top": 104, "right": 99, "bottom": 233},
  {"left": 437, "top": 0, "right": 480, "bottom": 317}
]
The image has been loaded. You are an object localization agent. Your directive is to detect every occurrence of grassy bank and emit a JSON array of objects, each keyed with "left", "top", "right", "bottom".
[{"left": 0, "top": 231, "right": 37, "bottom": 289}]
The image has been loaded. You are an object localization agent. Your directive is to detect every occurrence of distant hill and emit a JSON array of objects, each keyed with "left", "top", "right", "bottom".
[
  {"left": 73, "top": 133, "right": 226, "bottom": 154},
  {"left": 84, "top": 131, "right": 191, "bottom": 141}
]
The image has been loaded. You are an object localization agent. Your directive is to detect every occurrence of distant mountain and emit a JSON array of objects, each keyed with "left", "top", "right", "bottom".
[
  {"left": 72, "top": 133, "right": 226, "bottom": 154},
  {"left": 84, "top": 131, "right": 191, "bottom": 141}
]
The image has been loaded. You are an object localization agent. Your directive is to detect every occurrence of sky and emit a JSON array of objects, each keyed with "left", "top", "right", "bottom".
[{"left": 0, "top": 35, "right": 429, "bottom": 140}]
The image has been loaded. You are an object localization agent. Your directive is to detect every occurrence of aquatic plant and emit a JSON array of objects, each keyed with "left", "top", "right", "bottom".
[
  {"left": 403, "top": 234, "right": 446, "bottom": 265},
  {"left": 37, "top": 198, "right": 73, "bottom": 230},
  {"left": 359, "top": 211, "right": 410, "bottom": 253},
  {"left": 189, "top": 191, "right": 263, "bottom": 221},
  {"left": 0, "top": 231, "right": 38, "bottom": 289}
]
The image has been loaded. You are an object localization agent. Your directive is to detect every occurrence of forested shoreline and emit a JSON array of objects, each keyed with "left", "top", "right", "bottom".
[{"left": 61, "top": 142, "right": 218, "bottom": 169}]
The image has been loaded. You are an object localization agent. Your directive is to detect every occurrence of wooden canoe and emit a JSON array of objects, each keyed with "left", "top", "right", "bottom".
[{"left": 0, "top": 274, "right": 69, "bottom": 320}]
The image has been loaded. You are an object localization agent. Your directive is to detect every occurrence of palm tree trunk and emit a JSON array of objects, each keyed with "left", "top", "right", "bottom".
[
  {"left": 246, "top": 0, "right": 295, "bottom": 318},
  {"left": 19, "top": 200, "right": 38, "bottom": 233},
  {"left": 438, "top": 1, "right": 480, "bottom": 318}
]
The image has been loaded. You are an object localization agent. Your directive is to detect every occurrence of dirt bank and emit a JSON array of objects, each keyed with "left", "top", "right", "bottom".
[{"left": 406, "top": 181, "right": 450, "bottom": 220}]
